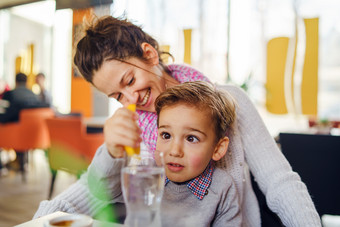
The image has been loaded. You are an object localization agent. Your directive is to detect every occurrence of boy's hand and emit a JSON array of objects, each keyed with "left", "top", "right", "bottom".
[{"left": 104, "top": 106, "right": 141, "bottom": 158}]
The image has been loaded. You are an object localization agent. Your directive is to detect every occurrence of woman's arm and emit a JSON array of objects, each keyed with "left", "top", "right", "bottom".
[
  {"left": 87, "top": 144, "right": 125, "bottom": 202},
  {"left": 33, "top": 172, "right": 113, "bottom": 219},
  {"left": 34, "top": 106, "right": 138, "bottom": 219},
  {"left": 224, "top": 85, "right": 321, "bottom": 227},
  {"left": 33, "top": 144, "right": 124, "bottom": 219}
]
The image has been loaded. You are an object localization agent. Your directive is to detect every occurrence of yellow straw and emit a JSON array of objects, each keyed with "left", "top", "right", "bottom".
[{"left": 124, "top": 104, "right": 140, "bottom": 156}]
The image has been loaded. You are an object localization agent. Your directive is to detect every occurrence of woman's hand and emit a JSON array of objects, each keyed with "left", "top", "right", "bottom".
[{"left": 104, "top": 106, "right": 142, "bottom": 158}]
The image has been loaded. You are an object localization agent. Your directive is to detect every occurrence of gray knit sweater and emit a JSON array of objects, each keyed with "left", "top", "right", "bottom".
[
  {"left": 34, "top": 85, "right": 321, "bottom": 227},
  {"left": 87, "top": 150, "right": 242, "bottom": 227},
  {"left": 162, "top": 169, "right": 241, "bottom": 227}
]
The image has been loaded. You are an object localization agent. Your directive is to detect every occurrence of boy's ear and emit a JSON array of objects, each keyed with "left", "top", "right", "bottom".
[
  {"left": 212, "top": 137, "right": 229, "bottom": 161},
  {"left": 141, "top": 42, "right": 159, "bottom": 65}
]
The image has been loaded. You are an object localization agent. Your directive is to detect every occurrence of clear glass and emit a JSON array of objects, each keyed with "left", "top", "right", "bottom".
[{"left": 121, "top": 151, "right": 165, "bottom": 227}]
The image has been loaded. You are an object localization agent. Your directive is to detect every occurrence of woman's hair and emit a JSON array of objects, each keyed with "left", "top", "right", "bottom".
[
  {"left": 74, "top": 15, "right": 171, "bottom": 84},
  {"left": 155, "top": 81, "right": 236, "bottom": 142}
]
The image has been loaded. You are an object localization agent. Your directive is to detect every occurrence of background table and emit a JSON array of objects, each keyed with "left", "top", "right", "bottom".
[{"left": 84, "top": 116, "right": 107, "bottom": 133}]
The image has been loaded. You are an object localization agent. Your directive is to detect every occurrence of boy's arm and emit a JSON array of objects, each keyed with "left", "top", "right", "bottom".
[{"left": 213, "top": 173, "right": 242, "bottom": 227}]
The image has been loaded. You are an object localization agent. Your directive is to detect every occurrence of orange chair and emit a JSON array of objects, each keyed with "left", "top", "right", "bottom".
[
  {"left": 46, "top": 116, "right": 104, "bottom": 199},
  {"left": 0, "top": 108, "right": 55, "bottom": 181}
]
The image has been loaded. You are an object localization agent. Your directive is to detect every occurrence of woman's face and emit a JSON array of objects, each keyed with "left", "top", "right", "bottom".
[{"left": 93, "top": 57, "right": 169, "bottom": 112}]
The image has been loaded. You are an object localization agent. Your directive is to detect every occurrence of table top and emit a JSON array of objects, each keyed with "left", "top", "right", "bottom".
[{"left": 15, "top": 211, "right": 123, "bottom": 227}]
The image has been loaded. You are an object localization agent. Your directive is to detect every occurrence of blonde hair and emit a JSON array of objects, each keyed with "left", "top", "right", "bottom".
[{"left": 155, "top": 81, "right": 236, "bottom": 142}]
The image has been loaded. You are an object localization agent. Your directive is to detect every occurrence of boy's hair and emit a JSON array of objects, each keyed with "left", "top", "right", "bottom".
[
  {"left": 155, "top": 81, "right": 236, "bottom": 142},
  {"left": 73, "top": 15, "right": 170, "bottom": 84}
]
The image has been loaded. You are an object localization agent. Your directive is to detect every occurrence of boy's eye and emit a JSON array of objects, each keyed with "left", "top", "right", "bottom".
[
  {"left": 187, "top": 135, "right": 199, "bottom": 143},
  {"left": 160, "top": 132, "right": 171, "bottom": 140}
]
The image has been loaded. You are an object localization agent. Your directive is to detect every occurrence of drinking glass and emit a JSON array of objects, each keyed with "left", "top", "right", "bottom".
[{"left": 121, "top": 151, "right": 165, "bottom": 227}]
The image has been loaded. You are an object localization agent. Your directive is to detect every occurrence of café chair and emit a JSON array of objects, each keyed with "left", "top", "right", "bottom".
[
  {"left": 279, "top": 132, "right": 340, "bottom": 217},
  {"left": 46, "top": 116, "right": 104, "bottom": 199},
  {"left": 0, "top": 108, "right": 54, "bottom": 181}
]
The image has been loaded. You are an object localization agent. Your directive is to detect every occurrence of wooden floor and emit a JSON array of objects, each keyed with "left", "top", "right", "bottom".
[{"left": 0, "top": 149, "right": 77, "bottom": 226}]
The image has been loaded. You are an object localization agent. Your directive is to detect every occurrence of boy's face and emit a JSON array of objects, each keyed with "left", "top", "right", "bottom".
[{"left": 156, "top": 103, "right": 219, "bottom": 183}]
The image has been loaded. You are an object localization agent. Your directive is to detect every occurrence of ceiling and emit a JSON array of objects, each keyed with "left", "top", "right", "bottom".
[
  {"left": 0, "top": 0, "right": 113, "bottom": 10},
  {"left": 0, "top": 0, "right": 43, "bottom": 10},
  {"left": 10, "top": 1, "right": 55, "bottom": 26}
]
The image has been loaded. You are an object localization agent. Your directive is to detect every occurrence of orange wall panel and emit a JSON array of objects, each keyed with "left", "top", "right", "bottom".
[
  {"left": 71, "top": 77, "right": 92, "bottom": 117},
  {"left": 71, "top": 8, "right": 94, "bottom": 117}
]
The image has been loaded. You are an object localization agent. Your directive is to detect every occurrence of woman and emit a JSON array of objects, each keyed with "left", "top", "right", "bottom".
[{"left": 34, "top": 16, "right": 320, "bottom": 226}]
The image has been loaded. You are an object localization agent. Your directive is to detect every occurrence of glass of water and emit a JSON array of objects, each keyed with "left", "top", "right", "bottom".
[{"left": 121, "top": 151, "right": 165, "bottom": 227}]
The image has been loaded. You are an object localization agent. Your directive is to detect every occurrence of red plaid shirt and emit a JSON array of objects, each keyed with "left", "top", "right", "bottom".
[{"left": 165, "top": 160, "right": 214, "bottom": 200}]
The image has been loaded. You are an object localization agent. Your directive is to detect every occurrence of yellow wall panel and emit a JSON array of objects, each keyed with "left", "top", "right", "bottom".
[
  {"left": 183, "top": 29, "right": 192, "bottom": 65},
  {"left": 301, "top": 18, "right": 318, "bottom": 116},
  {"left": 266, "top": 37, "right": 289, "bottom": 114},
  {"left": 160, "top": 45, "right": 170, "bottom": 64},
  {"left": 15, "top": 56, "right": 22, "bottom": 75},
  {"left": 27, "top": 44, "right": 35, "bottom": 89}
]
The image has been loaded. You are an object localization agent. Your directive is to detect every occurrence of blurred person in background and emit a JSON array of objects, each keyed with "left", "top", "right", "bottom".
[
  {"left": 0, "top": 72, "right": 47, "bottom": 171},
  {"left": 35, "top": 72, "right": 52, "bottom": 107},
  {"left": 0, "top": 78, "right": 10, "bottom": 114},
  {"left": 0, "top": 72, "right": 46, "bottom": 123},
  {"left": 0, "top": 78, "right": 10, "bottom": 174},
  {"left": 0, "top": 78, "right": 10, "bottom": 99}
]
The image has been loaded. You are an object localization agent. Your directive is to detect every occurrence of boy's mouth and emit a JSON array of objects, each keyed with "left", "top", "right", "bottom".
[
  {"left": 167, "top": 162, "right": 184, "bottom": 171},
  {"left": 168, "top": 163, "right": 183, "bottom": 167}
]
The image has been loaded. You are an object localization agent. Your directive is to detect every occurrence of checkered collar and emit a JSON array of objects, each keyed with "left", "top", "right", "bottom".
[{"left": 165, "top": 160, "right": 215, "bottom": 200}]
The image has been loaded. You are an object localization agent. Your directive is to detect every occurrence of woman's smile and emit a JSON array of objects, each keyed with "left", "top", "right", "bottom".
[{"left": 139, "top": 88, "right": 151, "bottom": 106}]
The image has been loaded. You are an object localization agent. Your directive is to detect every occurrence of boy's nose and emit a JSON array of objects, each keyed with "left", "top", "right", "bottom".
[{"left": 169, "top": 142, "right": 183, "bottom": 158}]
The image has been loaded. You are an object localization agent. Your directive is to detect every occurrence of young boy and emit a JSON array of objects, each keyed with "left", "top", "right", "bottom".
[{"left": 87, "top": 81, "right": 241, "bottom": 226}]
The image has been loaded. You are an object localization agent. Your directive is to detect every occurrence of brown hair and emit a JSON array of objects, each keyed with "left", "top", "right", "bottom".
[
  {"left": 73, "top": 15, "right": 171, "bottom": 84},
  {"left": 16, "top": 72, "right": 27, "bottom": 84},
  {"left": 155, "top": 81, "right": 236, "bottom": 142}
]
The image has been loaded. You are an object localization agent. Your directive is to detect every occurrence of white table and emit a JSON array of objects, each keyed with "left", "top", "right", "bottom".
[
  {"left": 15, "top": 211, "right": 123, "bottom": 227},
  {"left": 322, "top": 214, "right": 340, "bottom": 227},
  {"left": 84, "top": 116, "right": 108, "bottom": 128}
]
